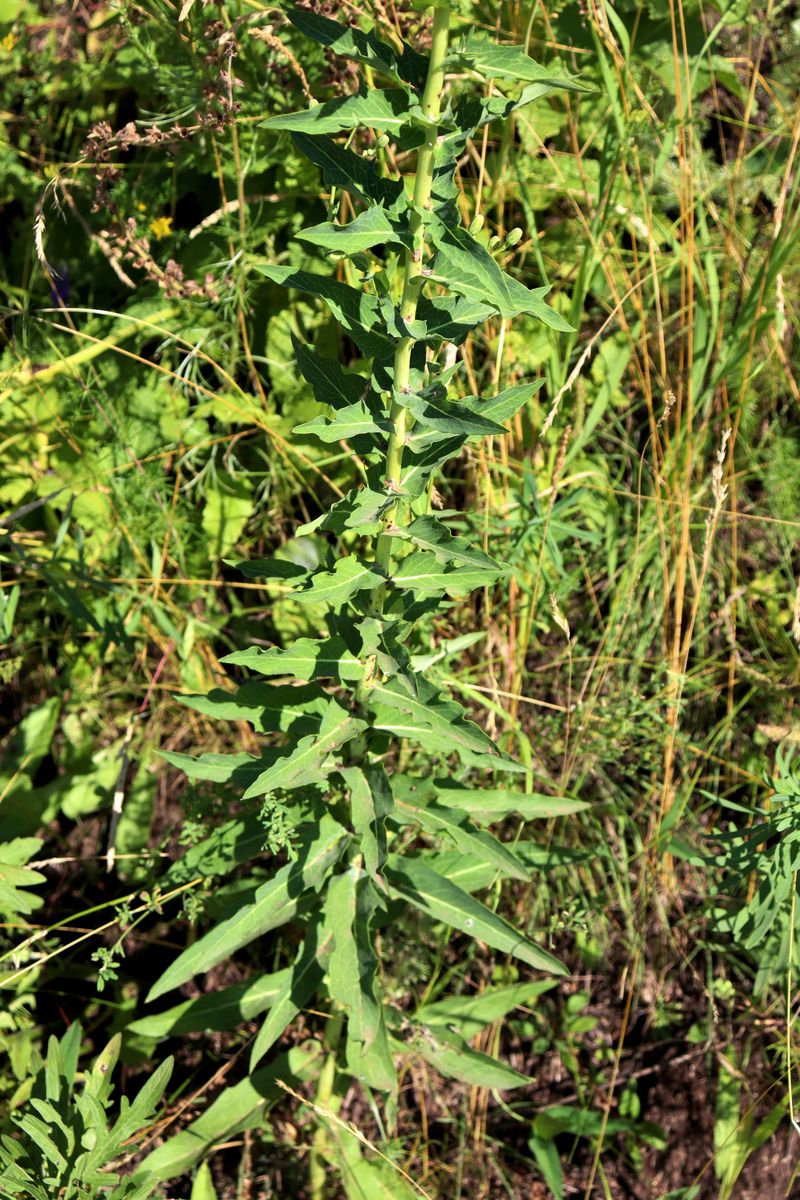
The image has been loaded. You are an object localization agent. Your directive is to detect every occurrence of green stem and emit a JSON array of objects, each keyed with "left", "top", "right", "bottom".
[
  {"left": 373, "top": 4, "right": 451, "bottom": 583},
  {"left": 309, "top": 1013, "right": 344, "bottom": 1200}
]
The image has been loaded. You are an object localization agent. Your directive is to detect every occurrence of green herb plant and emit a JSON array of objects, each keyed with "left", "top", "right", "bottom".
[
  {"left": 137, "top": 5, "right": 586, "bottom": 1194},
  {"left": 0, "top": 1024, "right": 172, "bottom": 1200}
]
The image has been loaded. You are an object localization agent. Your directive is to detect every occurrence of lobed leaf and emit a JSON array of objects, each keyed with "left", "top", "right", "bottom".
[
  {"left": 221, "top": 636, "right": 364, "bottom": 683},
  {"left": 284, "top": 6, "right": 427, "bottom": 88},
  {"left": 262, "top": 89, "right": 412, "bottom": 136},
  {"left": 295, "top": 555, "right": 385, "bottom": 608}
]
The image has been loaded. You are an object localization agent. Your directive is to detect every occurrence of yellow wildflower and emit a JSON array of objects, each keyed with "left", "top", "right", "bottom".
[
  {"left": 1, "top": 32, "right": 16, "bottom": 52},
  {"left": 149, "top": 215, "right": 173, "bottom": 240}
]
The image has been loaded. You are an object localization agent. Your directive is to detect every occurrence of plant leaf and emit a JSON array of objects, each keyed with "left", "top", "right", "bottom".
[
  {"left": 241, "top": 700, "right": 367, "bottom": 798},
  {"left": 390, "top": 549, "right": 501, "bottom": 596},
  {"left": 386, "top": 857, "right": 565, "bottom": 974},
  {"left": 295, "top": 555, "right": 385, "bottom": 608},
  {"left": 135, "top": 1042, "right": 323, "bottom": 1183},
  {"left": 434, "top": 781, "right": 589, "bottom": 821},
  {"left": 165, "top": 817, "right": 268, "bottom": 886},
  {"left": 416, "top": 979, "right": 558, "bottom": 1039},
  {"left": 291, "top": 133, "right": 405, "bottom": 209},
  {"left": 158, "top": 749, "right": 278, "bottom": 785},
  {"left": 147, "top": 815, "right": 349, "bottom": 1000},
  {"left": 340, "top": 763, "right": 392, "bottom": 882},
  {"left": 293, "top": 401, "right": 391, "bottom": 443},
  {"left": 394, "top": 796, "right": 529, "bottom": 880},
  {"left": 429, "top": 219, "right": 573, "bottom": 330},
  {"left": 221, "top": 636, "right": 364, "bottom": 682},
  {"left": 284, "top": 6, "right": 426, "bottom": 87},
  {"left": 298, "top": 206, "right": 408, "bottom": 255},
  {"left": 253, "top": 264, "right": 394, "bottom": 359},
  {"left": 327, "top": 868, "right": 396, "bottom": 1092},
  {"left": 368, "top": 675, "right": 498, "bottom": 759},
  {"left": 129, "top": 970, "right": 292, "bottom": 1038},
  {"left": 479, "top": 380, "right": 545, "bottom": 424},
  {"left": 292, "top": 335, "right": 374, "bottom": 411},
  {"left": 394, "top": 1018, "right": 530, "bottom": 1089},
  {"left": 250, "top": 922, "right": 329, "bottom": 1068},
  {"left": 394, "top": 515, "right": 501, "bottom": 570},
  {"left": 263, "top": 89, "right": 412, "bottom": 135},
  {"left": 297, "top": 488, "right": 394, "bottom": 537},
  {"left": 178, "top": 682, "right": 329, "bottom": 735},
  {"left": 447, "top": 33, "right": 589, "bottom": 90}
]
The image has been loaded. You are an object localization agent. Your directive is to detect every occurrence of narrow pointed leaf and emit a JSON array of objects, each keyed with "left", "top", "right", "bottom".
[
  {"left": 250, "top": 923, "right": 329, "bottom": 1068},
  {"left": 447, "top": 33, "right": 589, "bottom": 90},
  {"left": 291, "top": 133, "right": 405, "bottom": 209},
  {"left": 390, "top": 549, "right": 501, "bottom": 596},
  {"left": 416, "top": 980, "right": 558, "bottom": 1039},
  {"left": 340, "top": 763, "right": 392, "bottom": 881},
  {"left": 327, "top": 868, "right": 396, "bottom": 1091},
  {"left": 284, "top": 6, "right": 426, "bottom": 87},
  {"left": 398, "top": 1019, "right": 530, "bottom": 1088},
  {"left": 394, "top": 514, "right": 501, "bottom": 570},
  {"left": 386, "top": 857, "right": 565, "bottom": 975},
  {"left": 433, "top": 781, "right": 589, "bottom": 821},
  {"left": 416, "top": 294, "right": 496, "bottom": 344},
  {"left": 479, "top": 380, "right": 545, "bottom": 424},
  {"left": 429, "top": 220, "right": 573, "bottom": 330},
  {"left": 242, "top": 700, "right": 367, "bottom": 798},
  {"left": 147, "top": 815, "right": 349, "bottom": 1000},
  {"left": 129, "top": 970, "right": 292, "bottom": 1038},
  {"left": 253, "top": 265, "right": 393, "bottom": 358},
  {"left": 135, "top": 1043, "right": 323, "bottom": 1183},
  {"left": 159, "top": 749, "right": 278, "bottom": 786},
  {"left": 368, "top": 675, "right": 497, "bottom": 758},
  {"left": 394, "top": 796, "right": 529, "bottom": 880},
  {"left": 399, "top": 386, "right": 507, "bottom": 437},
  {"left": 165, "top": 816, "right": 268, "bottom": 885},
  {"left": 178, "top": 682, "right": 328, "bottom": 734},
  {"left": 292, "top": 335, "right": 373, "bottom": 411},
  {"left": 298, "top": 488, "right": 394, "bottom": 537}
]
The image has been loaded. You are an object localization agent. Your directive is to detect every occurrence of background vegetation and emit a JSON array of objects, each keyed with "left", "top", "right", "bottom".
[{"left": 1, "top": 0, "right": 799, "bottom": 1196}]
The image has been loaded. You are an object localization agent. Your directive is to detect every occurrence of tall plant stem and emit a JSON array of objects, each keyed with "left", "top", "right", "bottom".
[
  {"left": 309, "top": 1013, "right": 344, "bottom": 1200},
  {"left": 372, "top": 5, "right": 451, "bottom": 585}
]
